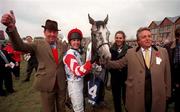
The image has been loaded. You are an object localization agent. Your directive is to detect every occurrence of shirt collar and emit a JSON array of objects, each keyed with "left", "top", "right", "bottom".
[
  {"left": 50, "top": 42, "right": 57, "bottom": 49},
  {"left": 141, "top": 47, "right": 152, "bottom": 52}
]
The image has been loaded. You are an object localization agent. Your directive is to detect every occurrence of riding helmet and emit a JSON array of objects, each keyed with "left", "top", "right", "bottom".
[{"left": 68, "top": 28, "right": 83, "bottom": 42}]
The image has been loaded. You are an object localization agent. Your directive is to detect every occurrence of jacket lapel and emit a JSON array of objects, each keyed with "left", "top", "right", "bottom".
[
  {"left": 136, "top": 48, "right": 145, "bottom": 68},
  {"left": 150, "top": 48, "right": 157, "bottom": 68},
  {"left": 44, "top": 41, "right": 55, "bottom": 62},
  {"left": 57, "top": 41, "right": 63, "bottom": 63}
]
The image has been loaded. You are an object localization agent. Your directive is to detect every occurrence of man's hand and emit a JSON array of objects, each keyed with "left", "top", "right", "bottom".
[
  {"left": 5, "top": 63, "right": 11, "bottom": 67},
  {"left": 5, "top": 62, "right": 15, "bottom": 68},
  {"left": 1, "top": 10, "right": 16, "bottom": 28},
  {"left": 99, "top": 57, "right": 110, "bottom": 68}
]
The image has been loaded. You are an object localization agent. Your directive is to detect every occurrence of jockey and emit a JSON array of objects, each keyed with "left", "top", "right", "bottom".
[{"left": 63, "top": 28, "right": 92, "bottom": 112}]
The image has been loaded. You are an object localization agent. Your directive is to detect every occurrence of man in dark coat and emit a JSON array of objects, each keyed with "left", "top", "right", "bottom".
[
  {"left": 173, "top": 27, "right": 180, "bottom": 112},
  {"left": 165, "top": 27, "right": 180, "bottom": 112},
  {"left": 0, "top": 43, "right": 15, "bottom": 96}
]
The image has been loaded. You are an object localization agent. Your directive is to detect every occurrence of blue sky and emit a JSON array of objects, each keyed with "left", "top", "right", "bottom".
[{"left": 0, "top": 0, "right": 180, "bottom": 42}]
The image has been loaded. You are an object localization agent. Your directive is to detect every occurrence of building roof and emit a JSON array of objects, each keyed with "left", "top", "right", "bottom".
[
  {"left": 167, "top": 16, "right": 180, "bottom": 23},
  {"left": 153, "top": 21, "right": 161, "bottom": 25},
  {"left": 148, "top": 15, "right": 180, "bottom": 28},
  {"left": 148, "top": 20, "right": 162, "bottom": 28}
]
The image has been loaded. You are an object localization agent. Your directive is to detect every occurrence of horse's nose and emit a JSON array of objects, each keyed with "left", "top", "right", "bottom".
[{"left": 107, "top": 54, "right": 111, "bottom": 59}]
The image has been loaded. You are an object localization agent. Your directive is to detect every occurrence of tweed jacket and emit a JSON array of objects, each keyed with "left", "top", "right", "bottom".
[{"left": 6, "top": 28, "right": 67, "bottom": 92}]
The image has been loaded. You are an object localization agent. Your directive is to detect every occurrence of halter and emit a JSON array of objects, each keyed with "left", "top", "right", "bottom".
[
  {"left": 91, "top": 26, "right": 110, "bottom": 57},
  {"left": 96, "top": 42, "right": 109, "bottom": 52},
  {"left": 88, "top": 14, "right": 111, "bottom": 63}
]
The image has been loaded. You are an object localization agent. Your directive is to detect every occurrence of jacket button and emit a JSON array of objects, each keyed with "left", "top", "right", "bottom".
[{"left": 139, "top": 70, "right": 143, "bottom": 73}]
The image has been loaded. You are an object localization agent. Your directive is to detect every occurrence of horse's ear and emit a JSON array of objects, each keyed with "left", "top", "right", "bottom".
[
  {"left": 88, "top": 14, "right": 95, "bottom": 25},
  {"left": 104, "top": 14, "right": 108, "bottom": 24}
]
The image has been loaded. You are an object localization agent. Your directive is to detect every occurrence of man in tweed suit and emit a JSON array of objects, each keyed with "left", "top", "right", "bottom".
[{"left": 1, "top": 11, "right": 67, "bottom": 112}]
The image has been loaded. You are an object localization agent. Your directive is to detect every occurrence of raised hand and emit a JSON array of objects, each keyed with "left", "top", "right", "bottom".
[{"left": 1, "top": 10, "right": 16, "bottom": 28}]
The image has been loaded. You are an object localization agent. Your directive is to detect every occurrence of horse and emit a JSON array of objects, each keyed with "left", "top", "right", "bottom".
[
  {"left": 88, "top": 14, "right": 111, "bottom": 61},
  {"left": 86, "top": 14, "right": 111, "bottom": 106}
]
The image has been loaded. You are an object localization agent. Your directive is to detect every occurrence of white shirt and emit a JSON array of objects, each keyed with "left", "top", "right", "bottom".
[{"left": 141, "top": 47, "right": 152, "bottom": 60}]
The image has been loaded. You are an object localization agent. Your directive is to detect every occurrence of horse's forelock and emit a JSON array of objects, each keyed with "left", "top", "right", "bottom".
[
  {"left": 91, "top": 21, "right": 109, "bottom": 44},
  {"left": 95, "top": 21, "right": 106, "bottom": 29},
  {"left": 89, "top": 16, "right": 111, "bottom": 59}
]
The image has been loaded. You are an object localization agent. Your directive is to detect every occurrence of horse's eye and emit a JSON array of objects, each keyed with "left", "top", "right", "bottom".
[
  {"left": 93, "top": 34, "right": 96, "bottom": 37},
  {"left": 106, "top": 31, "right": 110, "bottom": 36},
  {"left": 100, "top": 36, "right": 104, "bottom": 40},
  {"left": 106, "top": 36, "right": 109, "bottom": 41}
]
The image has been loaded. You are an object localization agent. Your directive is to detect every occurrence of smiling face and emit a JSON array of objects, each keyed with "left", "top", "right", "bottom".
[
  {"left": 137, "top": 30, "right": 152, "bottom": 49},
  {"left": 44, "top": 29, "right": 58, "bottom": 44},
  {"left": 70, "top": 39, "right": 81, "bottom": 50},
  {"left": 115, "top": 33, "right": 125, "bottom": 47}
]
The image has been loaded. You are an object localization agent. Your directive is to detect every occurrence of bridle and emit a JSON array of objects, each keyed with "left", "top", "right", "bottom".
[
  {"left": 96, "top": 42, "right": 109, "bottom": 52},
  {"left": 91, "top": 26, "right": 110, "bottom": 57}
]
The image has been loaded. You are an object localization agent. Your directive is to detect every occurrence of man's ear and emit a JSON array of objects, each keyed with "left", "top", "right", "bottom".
[{"left": 43, "top": 30, "right": 46, "bottom": 34}]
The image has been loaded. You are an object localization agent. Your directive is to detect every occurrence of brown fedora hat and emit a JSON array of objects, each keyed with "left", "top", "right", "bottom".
[{"left": 41, "top": 19, "right": 61, "bottom": 31}]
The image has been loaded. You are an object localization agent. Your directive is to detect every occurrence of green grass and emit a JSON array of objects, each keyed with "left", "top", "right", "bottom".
[
  {"left": 0, "top": 61, "right": 114, "bottom": 112},
  {"left": 0, "top": 61, "right": 175, "bottom": 112},
  {"left": 0, "top": 61, "right": 41, "bottom": 112}
]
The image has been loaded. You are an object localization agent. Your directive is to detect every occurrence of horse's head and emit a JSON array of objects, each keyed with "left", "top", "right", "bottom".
[{"left": 88, "top": 14, "right": 111, "bottom": 60}]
